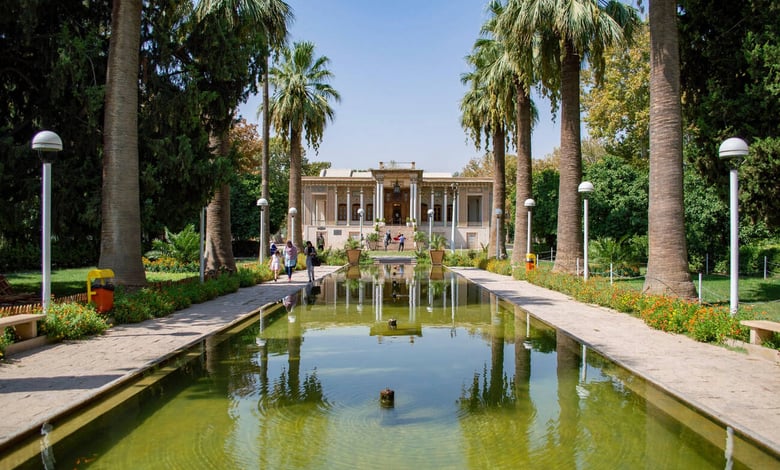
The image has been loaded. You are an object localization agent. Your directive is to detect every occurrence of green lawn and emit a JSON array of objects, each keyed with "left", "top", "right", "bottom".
[
  {"left": 614, "top": 274, "right": 780, "bottom": 321},
  {"left": 5, "top": 268, "right": 196, "bottom": 296}
]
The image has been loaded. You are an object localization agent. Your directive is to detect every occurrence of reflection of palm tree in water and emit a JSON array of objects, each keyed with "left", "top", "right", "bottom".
[
  {"left": 256, "top": 315, "right": 330, "bottom": 468},
  {"left": 457, "top": 298, "right": 514, "bottom": 410},
  {"left": 260, "top": 313, "right": 329, "bottom": 408}
]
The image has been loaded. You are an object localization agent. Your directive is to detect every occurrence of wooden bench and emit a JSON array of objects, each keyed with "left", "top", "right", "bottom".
[
  {"left": 0, "top": 313, "right": 46, "bottom": 340},
  {"left": 740, "top": 320, "right": 780, "bottom": 345}
]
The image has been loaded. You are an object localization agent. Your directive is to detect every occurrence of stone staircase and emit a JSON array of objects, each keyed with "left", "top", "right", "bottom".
[{"left": 374, "top": 225, "right": 420, "bottom": 251}]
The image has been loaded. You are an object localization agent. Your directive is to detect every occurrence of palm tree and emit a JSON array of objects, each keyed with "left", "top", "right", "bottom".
[
  {"left": 100, "top": 0, "right": 146, "bottom": 289},
  {"left": 504, "top": 0, "right": 638, "bottom": 274},
  {"left": 269, "top": 41, "right": 340, "bottom": 247},
  {"left": 461, "top": 2, "right": 518, "bottom": 259},
  {"left": 643, "top": 0, "right": 697, "bottom": 298},
  {"left": 99, "top": 0, "right": 290, "bottom": 285},
  {"left": 491, "top": 1, "right": 544, "bottom": 265},
  {"left": 255, "top": 1, "right": 293, "bottom": 259},
  {"left": 196, "top": 0, "right": 292, "bottom": 274}
]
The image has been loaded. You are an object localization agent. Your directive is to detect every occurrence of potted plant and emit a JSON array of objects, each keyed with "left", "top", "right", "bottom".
[
  {"left": 366, "top": 232, "right": 380, "bottom": 250},
  {"left": 406, "top": 217, "right": 412, "bottom": 227},
  {"left": 345, "top": 237, "right": 362, "bottom": 266},
  {"left": 429, "top": 233, "right": 447, "bottom": 266},
  {"left": 413, "top": 230, "right": 428, "bottom": 250}
]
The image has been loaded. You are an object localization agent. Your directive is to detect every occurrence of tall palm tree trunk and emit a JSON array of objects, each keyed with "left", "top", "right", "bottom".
[
  {"left": 288, "top": 126, "right": 303, "bottom": 247},
  {"left": 553, "top": 42, "right": 583, "bottom": 274},
  {"left": 490, "top": 127, "right": 507, "bottom": 258},
  {"left": 205, "top": 131, "right": 236, "bottom": 274},
  {"left": 643, "top": 0, "right": 696, "bottom": 298},
  {"left": 512, "top": 84, "right": 533, "bottom": 265},
  {"left": 261, "top": 61, "right": 271, "bottom": 250},
  {"left": 99, "top": 0, "right": 146, "bottom": 289}
]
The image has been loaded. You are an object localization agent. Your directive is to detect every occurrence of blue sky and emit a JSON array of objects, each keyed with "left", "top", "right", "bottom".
[{"left": 237, "top": 0, "right": 563, "bottom": 173}]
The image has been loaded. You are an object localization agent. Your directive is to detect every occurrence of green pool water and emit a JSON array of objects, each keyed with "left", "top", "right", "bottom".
[{"left": 15, "top": 266, "right": 779, "bottom": 468}]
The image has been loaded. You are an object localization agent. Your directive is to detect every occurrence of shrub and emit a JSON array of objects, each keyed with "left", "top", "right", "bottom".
[
  {"left": 43, "top": 303, "right": 109, "bottom": 341},
  {"left": 145, "top": 224, "right": 201, "bottom": 264},
  {"left": 507, "top": 262, "right": 747, "bottom": 345},
  {"left": 143, "top": 256, "right": 199, "bottom": 273},
  {"left": 0, "top": 328, "right": 15, "bottom": 358}
]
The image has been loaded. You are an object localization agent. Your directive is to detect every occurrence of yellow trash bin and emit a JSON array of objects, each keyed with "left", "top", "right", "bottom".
[
  {"left": 525, "top": 253, "right": 536, "bottom": 271},
  {"left": 87, "top": 269, "right": 115, "bottom": 313}
]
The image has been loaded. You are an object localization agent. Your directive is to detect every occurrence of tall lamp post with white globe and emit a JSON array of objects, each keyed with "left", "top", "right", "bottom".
[
  {"left": 578, "top": 181, "right": 594, "bottom": 281},
  {"left": 32, "top": 130, "right": 63, "bottom": 314},
  {"left": 257, "top": 198, "right": 268, "bottom": 264},
  {"left": 288, "top": 207, "right": 298, "bottom": 245},
  {"left": 357, "top": 208, "right": 365, "bottom": 247},
  {"left": 719, "top": 137, "right": 749, "bottom": 315},
  {"left": 427, "top": 208, "right": 435, "bottom": 243}
]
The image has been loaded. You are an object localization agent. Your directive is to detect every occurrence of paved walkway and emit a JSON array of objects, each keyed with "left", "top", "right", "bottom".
[
  {"left": 450, "top": 267, "right": 780, "bottom": 458},
  {"left": 1, "top": 265, "right": 779, "bottom": 462},
  {"left": 0, "top": 266, "right": 341, "bottom": 451}
]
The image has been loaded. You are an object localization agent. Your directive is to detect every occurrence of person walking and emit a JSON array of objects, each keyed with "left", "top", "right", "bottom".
[
  {"left": 269, "top": 251, "right": 281, "bottom": 281},
  {"left": 384, "top": 230, "right": 391, "bottom": 251},
  {"left": 304, "top": 241, "right": 317, "bottom": 282},
  {"left": 398, "top": 233, "right": 405, "bottom": 251},
  {"left": 283, "top": 240, "right": 298, "bottom": 282}
]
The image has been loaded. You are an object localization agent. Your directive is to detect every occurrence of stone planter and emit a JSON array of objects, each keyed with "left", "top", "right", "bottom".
[
  {"left": 346, "top": 249, "right": 362, "bottom": 266},
  {"left": 429, "top": 249, "right": 445, "bottom": 266}
]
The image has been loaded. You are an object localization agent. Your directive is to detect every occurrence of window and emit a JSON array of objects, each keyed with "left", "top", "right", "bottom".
[
  {"left": 446, "top": 204, "right": 453, "bottom": 222},
  {"left": 467, "top": 196, "right": 481, "bottom": 223},
  {"left": 351, "top": 204, "right": 361, "bottom": 221},
  {"left": 421, "top": 204, "right": 429, "bottom": 222},
  {"left": 434, "top": 204, "right": 442, "bottom": 222},
  {"left": 366, "top": 204, "right": 374, "bottom": 221},
  {"left": 338, "top": 204, "right": 347, "bottom": 221}
]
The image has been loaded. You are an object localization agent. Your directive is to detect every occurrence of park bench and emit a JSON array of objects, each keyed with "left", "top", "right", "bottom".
[
  {"left": 740, "top": 320, "right": 780, "bottom": 346},
  {"left": 0, "top": 313, "right": 46, "bottom": 340}
]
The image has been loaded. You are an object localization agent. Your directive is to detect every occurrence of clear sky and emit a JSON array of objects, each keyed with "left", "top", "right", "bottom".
[{"left": 237, "top": 0, "right": 563, "bottom": 174}]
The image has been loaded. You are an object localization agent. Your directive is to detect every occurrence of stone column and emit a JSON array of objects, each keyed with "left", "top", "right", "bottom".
[
  {"left": 443, "top": 190, "right": 448, "bottom": 228},
  {"left": 334, "top": 187, "right": 339, "bottom": 223},
  {"left": 346, "top": 188, "right": 351, "bottom": 226}
]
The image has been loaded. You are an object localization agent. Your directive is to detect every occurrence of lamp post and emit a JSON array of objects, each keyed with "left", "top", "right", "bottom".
[
  {"left": 578, "top": 181, "right": 594, "bottom": 281},
  {"left": 719, "top": 137, "right": 749, "bottom": 315},
  {"left": 494, "top": 208, "right": 503, "bottom": 259},
  {"left": 524, "top": 198, "right": 536, "bottom": 254},
  {"left": 450, "top": 183, "right": 458, "bottom": 253},
  {"left": 31, "top": 130, "right": 62, "bottom": 314},
  {"left": 288, "top": 207, "right": 297, "bottom": 245},
  {"left": 357, "top": 208, "right": 365, "bottom": 247},
  {"left": 427, "top": 208, "right": 434, "bottom": 244},
  {"left": 257, "top": 198, "right": 268, "bottom": 264}
]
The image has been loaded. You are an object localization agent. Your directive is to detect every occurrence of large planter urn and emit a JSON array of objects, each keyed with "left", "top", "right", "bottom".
[
  {"left": 346, "top": 249, "right": 362, "bottom": 266},
  {"left": 429, "top": 249, "right": 445, "bottom": 266}
]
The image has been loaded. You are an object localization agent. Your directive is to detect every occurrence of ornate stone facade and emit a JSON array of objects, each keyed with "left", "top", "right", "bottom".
[{"left": 301, "top": 162, "right": 493, "bottom": 250}]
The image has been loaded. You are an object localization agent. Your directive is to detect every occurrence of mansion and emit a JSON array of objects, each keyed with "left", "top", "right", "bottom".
[{"left": 300, "top": 162, "right": 494, "bottom": 250}]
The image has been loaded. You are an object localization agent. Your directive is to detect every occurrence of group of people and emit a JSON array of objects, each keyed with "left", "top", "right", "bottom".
[
  {"left": 268, "top": 239, "right": 319, "bottom": 283},
  {"left": 383, "top": 230, "right": 405, "bottom": 251}
]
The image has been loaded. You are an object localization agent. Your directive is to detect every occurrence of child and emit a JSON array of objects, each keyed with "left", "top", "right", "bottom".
[{"left": 269, "top": 251, "right": 281, "bottom": 281}]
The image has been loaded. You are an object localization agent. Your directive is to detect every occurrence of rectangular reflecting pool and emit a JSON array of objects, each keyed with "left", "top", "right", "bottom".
[{"left": 8, "top": 265, "right": 779, "bottom": 469}]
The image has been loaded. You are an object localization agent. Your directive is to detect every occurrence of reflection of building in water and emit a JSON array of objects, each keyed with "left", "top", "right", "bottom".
[
  {"left": 314, "top": 267, "right": 492, "bottom": 327},
  {"left": 301, "top": 162, "right": 493, "bottom": 250}
]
